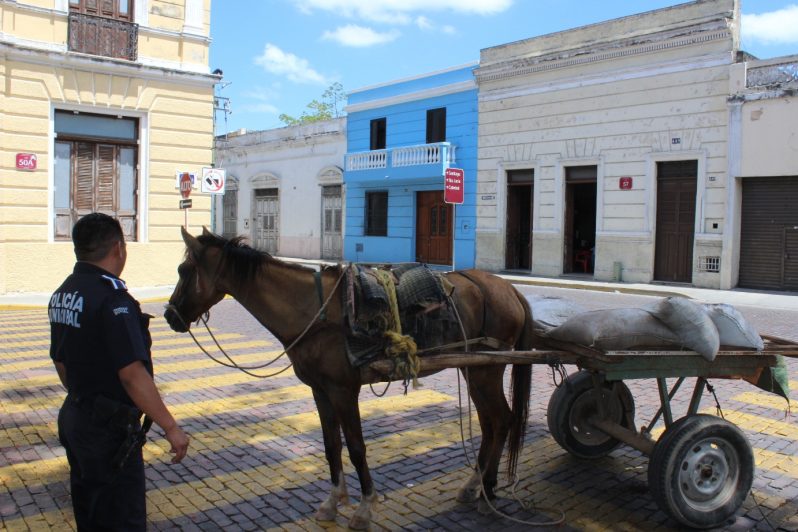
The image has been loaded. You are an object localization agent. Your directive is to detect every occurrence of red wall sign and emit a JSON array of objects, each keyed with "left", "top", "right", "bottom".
[
  {"left": 619, "top": 176, "right": 633, "bottom": 190},
  {"left": 444, "top": 168, "right": 464, "bottom": 204},
  {"left": 16, "top": 153, "right": 37, "bottom": 171}
]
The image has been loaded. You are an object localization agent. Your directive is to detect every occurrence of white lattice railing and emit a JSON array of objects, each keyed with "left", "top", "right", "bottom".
[{"left": 345, "top": 150, "right": 387, "bottom": 171}]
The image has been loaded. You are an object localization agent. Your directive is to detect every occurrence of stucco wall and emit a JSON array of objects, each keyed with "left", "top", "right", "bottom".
[
  {"left": 740, "top": 97, "right": 798, "bottom": 177},
  {"left": 344, "top": 65, "right": 478, "bottom": 268},
  {"left": 0, "top": 1, "right": 215, "bottom": 295},
  {"left": 475, "top": 0, "right": 737, "bottom": 288},
  {"left": 214, "top": 118, "right": 347, "bottom": 259}
]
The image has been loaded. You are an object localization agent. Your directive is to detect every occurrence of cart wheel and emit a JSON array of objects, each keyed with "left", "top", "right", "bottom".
[
  {"left": 648, "top": 414, "right": 754, "bottom": 529},
  {"left": 547, "top": 370, "right": 635, "bottom": 459}
]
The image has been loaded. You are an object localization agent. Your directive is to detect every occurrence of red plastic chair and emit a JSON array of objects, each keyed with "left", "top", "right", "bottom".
[{"left": 574, "top": 250, "right": 591, "bottom": 272}]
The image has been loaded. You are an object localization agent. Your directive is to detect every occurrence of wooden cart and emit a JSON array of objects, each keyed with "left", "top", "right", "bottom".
[{"left": 368, "top": 336, "right": 796, "bottom": 529}]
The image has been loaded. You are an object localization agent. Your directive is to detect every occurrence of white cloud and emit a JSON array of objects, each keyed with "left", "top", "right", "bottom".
[
  {"left": 414, "top": 15, "right": 457, "bottom": 35},
  {"left": 742, "top": 5, "right": 798, "bottom": 45},
  {"left": 254, "top": 44, "right": 327, "bottom": 85},
  {"left": 293, "top": 0, "right": 511, "bottom": 24},
  {"left": 415, "top": 16, "right": 433, "bottom": 30},
  {"left": 240, "top": 87, "right": 281, "bottom": 115},
  {"left": 322, "top": 25, "right": 400, "bottom": 47}
]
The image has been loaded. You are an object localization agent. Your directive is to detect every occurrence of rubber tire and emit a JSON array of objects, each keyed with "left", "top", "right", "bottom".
[
  {"left": 547, "top": 370, "right": 635, "bottom": 459},
  {"left": 648, "top": 414, "right": 754, "bottom": 529}
]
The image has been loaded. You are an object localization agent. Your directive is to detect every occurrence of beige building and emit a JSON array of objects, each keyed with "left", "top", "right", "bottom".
[
  {"left": 214, "top": 118, "right": 346, "bottom": 261},
  {"left": 729, "top": 54, "right": 798, "bottom": 291},
  {"left": 475, "top": 0, "right": 742, "bottom": 289},
  {"left": 0, "top": 0, "right": 217, "bottom": 295}
]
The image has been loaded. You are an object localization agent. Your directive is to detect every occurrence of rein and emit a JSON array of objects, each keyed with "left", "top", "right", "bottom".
[{"left": 166, "top": 266, "right": 347, "bottom": 379}]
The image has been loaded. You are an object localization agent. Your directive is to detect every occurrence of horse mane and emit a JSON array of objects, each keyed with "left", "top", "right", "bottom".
[{"left": 190, "top": 231, "right": 339, "bottom": 292}]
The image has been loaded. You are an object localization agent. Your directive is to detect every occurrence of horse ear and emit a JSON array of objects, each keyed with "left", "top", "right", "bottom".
[
  {"left": 181, "top": 226, "right": 203, "bottom": 257},
  {"left": 202, "top": 226, "right": 212, "bottom": 237}
]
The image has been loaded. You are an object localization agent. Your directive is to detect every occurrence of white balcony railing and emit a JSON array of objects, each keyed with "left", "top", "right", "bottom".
[
  {"left": 345, "top": 143, "right": 456, "bottom": 172},
  {"left": 345, "top": 150, "right": 387, "bottom": 171}
]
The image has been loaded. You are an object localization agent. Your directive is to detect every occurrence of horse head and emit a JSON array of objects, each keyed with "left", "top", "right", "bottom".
[{"left": 164, "top": 226, "right": 226, "bottom": 332}]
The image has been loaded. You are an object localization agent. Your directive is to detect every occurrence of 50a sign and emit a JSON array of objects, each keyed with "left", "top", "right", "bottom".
[{"left": 16, "top": 153, "right": 37, "bottom": 171}]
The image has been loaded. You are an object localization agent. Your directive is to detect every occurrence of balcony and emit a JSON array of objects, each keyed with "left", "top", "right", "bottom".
[
  {"left": 68, "top": 12, "right": 138, "bottom": 62},
  {"left": 345, "top": 142, "right": 456, "bottom": 184}
]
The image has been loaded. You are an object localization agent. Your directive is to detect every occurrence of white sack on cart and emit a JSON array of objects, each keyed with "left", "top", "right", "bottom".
[
  {"left": 525, "top": 295, "right": 586, "bottom": 334},
  {"left": 704, "top": 303, "right": 764, "bottom": 350},
  {"left": 547, "top": 308, "right": 680, "bottom": 350},
  {"left": 648, "top": 297, "right": 720, "bottom": 361}
]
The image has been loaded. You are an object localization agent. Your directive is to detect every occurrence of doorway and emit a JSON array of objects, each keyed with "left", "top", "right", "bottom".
[
  {"left": 321, "top": 185, "right": 342, "bottom": 260},
  {"left": 416, "top": 190, "right": 452, "bottom": 265},
  {"left": 505, "top": 170, "right": 534, "bottom": 270},
  {"left": 564, "top": 166, "right": 597, "bottom": 274},
  {"left": 253, "top": 188, "right": 279, "bottom": 254},
  {"left": 654, "top": 160, "right": 697, "bottom": 283}
]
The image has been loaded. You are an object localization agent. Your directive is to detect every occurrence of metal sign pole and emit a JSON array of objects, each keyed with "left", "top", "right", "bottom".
[{"left": 452, "top": 204, "right": 456, "bottom": 272}]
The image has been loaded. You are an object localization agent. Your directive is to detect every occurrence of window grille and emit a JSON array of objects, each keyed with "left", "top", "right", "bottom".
[{"left": 698, "top": 256, "right": 721, "bottom": 273}]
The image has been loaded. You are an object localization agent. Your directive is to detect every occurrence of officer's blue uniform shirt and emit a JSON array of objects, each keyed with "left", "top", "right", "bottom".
[{"left": 49, "top": 262, "right": 153, "bottom": 406}]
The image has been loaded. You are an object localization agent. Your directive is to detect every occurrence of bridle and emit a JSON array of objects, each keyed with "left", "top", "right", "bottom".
[{"left": 165, "top": 260, "right": 347, "bottom": 379}]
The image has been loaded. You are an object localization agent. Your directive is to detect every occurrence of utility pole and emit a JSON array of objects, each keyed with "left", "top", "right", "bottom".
[{"left": 211, "top": 70, "right": 231, "bottom": 232}]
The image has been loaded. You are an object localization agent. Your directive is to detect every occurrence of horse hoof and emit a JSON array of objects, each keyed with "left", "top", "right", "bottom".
[
  {"left": 456, "top": 486, "right": 480, "bottom": 503},
  {"left": 347, "top": 514, "right": 370, "bottom": 530},
  {"left": 477, "top": 497, "right": 494, "bottom": 515},
  {"left": 314, "top": 505, "right": 337, "bottom": 522}
]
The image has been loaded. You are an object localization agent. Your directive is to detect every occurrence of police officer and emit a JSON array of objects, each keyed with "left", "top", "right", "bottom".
[{"left": 50, "top": 213, "right": 189, "bottom": 530}]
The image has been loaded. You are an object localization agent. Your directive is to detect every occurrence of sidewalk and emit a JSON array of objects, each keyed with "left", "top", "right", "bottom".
[{"left": 3, "top": 256, "right": 798, "bottom": 311}]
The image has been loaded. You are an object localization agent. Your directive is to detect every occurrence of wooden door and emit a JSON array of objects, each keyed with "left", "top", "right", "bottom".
[
  {"left": 505, "top": 184, "right": 532, "bottom": 269},
  {"left": 655, "top": 162, "right": 697, "bottom": 282},
  {"left": 416, "top": 191, "right": 452, "bottom": 265},
  {"left": 321, "top": 185, "right": 342, "bottom": 260},
  {"left": 253, "top": 188, "right": 279, "bottom": 254}
]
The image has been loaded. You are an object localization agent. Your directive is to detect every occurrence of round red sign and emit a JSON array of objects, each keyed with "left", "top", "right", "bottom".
[{"left": 179, "top": 172, "right": 192, "bottom": 199}]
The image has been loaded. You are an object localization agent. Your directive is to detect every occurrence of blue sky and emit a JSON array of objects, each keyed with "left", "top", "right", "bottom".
[{"left": 210, "top": 1, "right": 798, "bottom": 135}]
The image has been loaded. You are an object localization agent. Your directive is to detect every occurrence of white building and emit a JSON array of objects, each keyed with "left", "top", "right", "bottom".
[
  {"left": 475, "top": 0, "right": 741, "bottom": 288},
  {"left": 213, "top": 118, "right": 346, "bottom": 260}
]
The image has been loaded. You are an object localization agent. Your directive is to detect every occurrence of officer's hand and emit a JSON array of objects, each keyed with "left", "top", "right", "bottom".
[{"left": 165, "top": 425, "right": 189, "bottom": 464}]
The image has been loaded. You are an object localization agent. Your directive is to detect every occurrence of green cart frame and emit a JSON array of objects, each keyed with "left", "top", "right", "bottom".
[{"left": 370, "top": 336, "right": 796, "bottom": 529}]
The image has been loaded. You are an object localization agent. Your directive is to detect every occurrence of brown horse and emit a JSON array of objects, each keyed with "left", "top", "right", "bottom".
[{"left": 164, "top": 227, "right": 534, "bottom": 529}]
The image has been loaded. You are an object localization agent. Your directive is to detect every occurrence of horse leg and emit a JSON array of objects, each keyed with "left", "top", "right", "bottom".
[
  {"left": 459, "top": 366, "right": 512, "bottom": 514},
  {"left": 311, "top": 388, "right": 349, "bottom": 522},
  {"left": 329, "top": 386, "right": 377, "bottom": 530}
]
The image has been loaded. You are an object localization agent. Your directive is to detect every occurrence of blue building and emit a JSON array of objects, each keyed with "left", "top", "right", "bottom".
[{"left": 343, "top": 63, "right": 478, "bottom": 269}]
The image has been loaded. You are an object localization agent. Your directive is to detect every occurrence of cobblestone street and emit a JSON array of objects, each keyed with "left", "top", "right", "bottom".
[{"left": 1, "top": 287, "right": 797, "bottom": 531}]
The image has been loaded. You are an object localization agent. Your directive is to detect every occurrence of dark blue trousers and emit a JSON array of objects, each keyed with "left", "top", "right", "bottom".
[{"left": 58, "top": 398, "right": 146, "bottom": 531}]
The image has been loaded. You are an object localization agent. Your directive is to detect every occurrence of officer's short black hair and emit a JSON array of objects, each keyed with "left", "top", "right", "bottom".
[{"left": 72, "top": 213, "right": 124, "bottom": 262}]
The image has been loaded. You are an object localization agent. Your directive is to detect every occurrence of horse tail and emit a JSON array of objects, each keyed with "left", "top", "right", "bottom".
[{"left": 507, "top": 288, "right": 534, "bottom": 477}]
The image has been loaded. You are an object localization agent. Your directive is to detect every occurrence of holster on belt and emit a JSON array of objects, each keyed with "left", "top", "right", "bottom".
[{"left": 81, "top": 395, "right": 151, "bottom": 471}]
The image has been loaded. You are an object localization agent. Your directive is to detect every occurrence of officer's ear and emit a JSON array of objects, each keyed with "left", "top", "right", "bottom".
[{"left": 181, "top": 226, "right": 203, "bottom": 258}]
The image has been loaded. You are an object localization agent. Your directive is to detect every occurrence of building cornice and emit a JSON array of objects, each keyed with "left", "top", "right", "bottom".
[
  {"left": 0, "top": 41, "right": 218, "bottom": 87},
  {"left": 345, "top": 80, "right": 476, "bottom": 113},
  {"left": 479, "top": 53, "right": 731, "bottom": 103},
  {"left": 476, "top": 27, "right": 732, "bottom": 85},
  {"left": 349, "top": 61, "right": 478, "bottom": 95}
]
